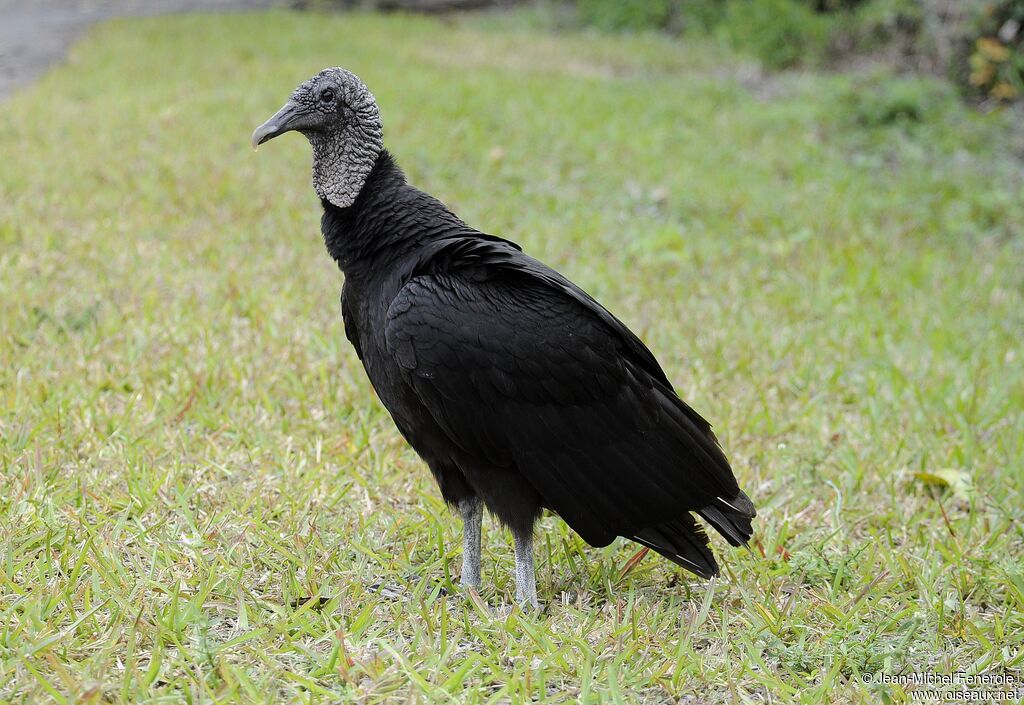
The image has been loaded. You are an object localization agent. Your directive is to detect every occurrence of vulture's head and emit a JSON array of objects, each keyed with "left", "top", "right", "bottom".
[{"left": 252, "top": 67, "right": 383, "bottom": 209}]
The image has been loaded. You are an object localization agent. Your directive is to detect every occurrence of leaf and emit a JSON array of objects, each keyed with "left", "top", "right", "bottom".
[
  {"left": 618, "top": 546, "right": 649, "bottom": 581},
  {"left": 915, "top": 468, "right": 975, "bottom": 501},
  {"left": 992, "top": 82, "right": 1018, "bottom": 100},
  {"left": 978, "top": 37, "right": 1010, "bottom": 63}
]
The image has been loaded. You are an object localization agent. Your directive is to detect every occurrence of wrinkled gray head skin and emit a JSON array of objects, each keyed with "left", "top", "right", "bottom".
[{"left": 252, "top": 68, "right": 383, "bottom": 208}]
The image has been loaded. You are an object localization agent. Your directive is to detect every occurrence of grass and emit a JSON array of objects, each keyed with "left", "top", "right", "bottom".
[{"left": 1, "top": 8, "right": 1023, "bottom": 704}]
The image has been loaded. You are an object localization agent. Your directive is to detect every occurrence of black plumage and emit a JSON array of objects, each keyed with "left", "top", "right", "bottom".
[
  {"left": 330, "top": 152, "right": 754, "bottom": 578},
  {"left": 253, "top": 68, "right": 755, "bottom": 604}
]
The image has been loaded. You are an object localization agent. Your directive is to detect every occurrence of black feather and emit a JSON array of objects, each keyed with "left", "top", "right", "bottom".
[
  {"left": 632, "top": 515, "right": 719, "bottom": 579},
  {"left": 322, "top": 150, "right": 755, "bottom": 577}
]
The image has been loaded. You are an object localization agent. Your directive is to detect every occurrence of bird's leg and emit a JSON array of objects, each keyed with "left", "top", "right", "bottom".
[
  {"left": 512, "top": 527, "right": 538, "bottom": 609},
  {"left": 458, "top": 497, "right": 482, "bottom": 590}
]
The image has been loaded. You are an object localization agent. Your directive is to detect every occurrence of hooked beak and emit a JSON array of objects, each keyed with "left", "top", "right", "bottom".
[{"left": 251, "top": 101, "right": 305, "bottom": 150}]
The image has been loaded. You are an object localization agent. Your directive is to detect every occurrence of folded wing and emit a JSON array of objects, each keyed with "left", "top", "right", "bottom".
[{"left": 385, "top": 238, "right": 752, "bottom": 573}]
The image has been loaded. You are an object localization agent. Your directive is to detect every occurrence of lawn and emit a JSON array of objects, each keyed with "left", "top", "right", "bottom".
[{"left": 1, "top": 8, "right": 1023, "bottom": 704}]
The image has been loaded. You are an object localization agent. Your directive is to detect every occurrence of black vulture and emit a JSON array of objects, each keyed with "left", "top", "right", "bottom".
[{"left": 252, "top": 68, "right": 756, "bottom": 608}]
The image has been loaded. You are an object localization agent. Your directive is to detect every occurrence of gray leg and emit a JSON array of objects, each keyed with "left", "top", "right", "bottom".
[
  {"left": 512, "top": 527, "right": 538, "bottom": 609},
  {"left": 459, "top": 498, "right": 482, "bottom": 590}
]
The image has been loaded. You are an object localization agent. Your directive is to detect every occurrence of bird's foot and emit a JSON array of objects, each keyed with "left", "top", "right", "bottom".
[
  {"left": 515, "top": 588, "right": 539, "bottom": 612},
  {"left": 494, "top": 596, "right": 540, "bottom": 618},
  {"left": 512, "top": 527, "right": 538, "bottom": 612}
]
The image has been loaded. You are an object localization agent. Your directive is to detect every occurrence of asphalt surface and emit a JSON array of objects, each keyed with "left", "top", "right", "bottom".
[{"left": 0, "top": 0, "right": 282, "bottom": 99}]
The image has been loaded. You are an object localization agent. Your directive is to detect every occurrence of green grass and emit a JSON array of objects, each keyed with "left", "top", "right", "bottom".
[{"left": 2, "top": 9, "right": 1023, "bottom": 704}]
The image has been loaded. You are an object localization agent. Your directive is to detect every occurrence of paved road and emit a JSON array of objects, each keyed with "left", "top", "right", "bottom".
[{"left": 0, "top": 0, "right": 283, "bottom": 99}]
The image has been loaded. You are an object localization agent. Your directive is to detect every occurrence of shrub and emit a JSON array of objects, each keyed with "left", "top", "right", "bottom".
[
  {"left": 565, "top": 0, "right": 1023, "bottom": 104},
  {"left": 679, "top": 0, "right": 730, "bottom": 33},
  {"left": 575, "top": 0, "right": 679, "bottom": 32},
  {"left": 967, "top": 0, "right": 1024, "bottom": 101},
  {"left": 842, "top": 0, "right": 924, "bottom": 53},
  {"left": 717, "top": 0, "right": 833, "bottom": 68},
  {"left": 801, "top": 0, "right": 871, "bottom": 9},
  {"left": 839, "top": 74, "right": 954, "bottom": 126},
  {"left": 573, "top": 0, "right": 729, "bottom": 33}
]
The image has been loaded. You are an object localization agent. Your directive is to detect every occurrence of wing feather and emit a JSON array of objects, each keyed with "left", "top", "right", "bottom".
[{"left": 385, "top": 241, "right": 741, "bottom": 547}]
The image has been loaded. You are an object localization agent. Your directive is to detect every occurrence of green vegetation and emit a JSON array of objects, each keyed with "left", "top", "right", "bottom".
[
  {"left": 572, "top": 0, "right": 1024, "bottom": 97},
  {"left": 969, "top": 0, "right": 1024, "bottom": 101},
  {"left": 563, "top": 0, "right": 912, "bottom": 68},
  {"left": 717, "top": 0, "right": 832, "bottom": 69},
  {"left": 1, "top": 9, "right": 1022, "bottom": 703}
]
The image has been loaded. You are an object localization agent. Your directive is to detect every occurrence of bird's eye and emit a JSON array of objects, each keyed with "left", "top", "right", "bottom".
[{"left": 319, "top": 88, "right": 335, "bottom": 104}]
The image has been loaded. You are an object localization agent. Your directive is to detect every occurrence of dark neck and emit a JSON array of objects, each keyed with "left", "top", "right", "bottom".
[{"left": 320, "top": 150, "right": 466, "bottom": 281}]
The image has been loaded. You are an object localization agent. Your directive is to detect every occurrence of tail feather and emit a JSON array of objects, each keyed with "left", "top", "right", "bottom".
[
  {"left": 698, "top": 490, "right": 756, "bottom": 547},
  {"left": 630, "top": 514, "right": 719, "bottom": 579}
]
